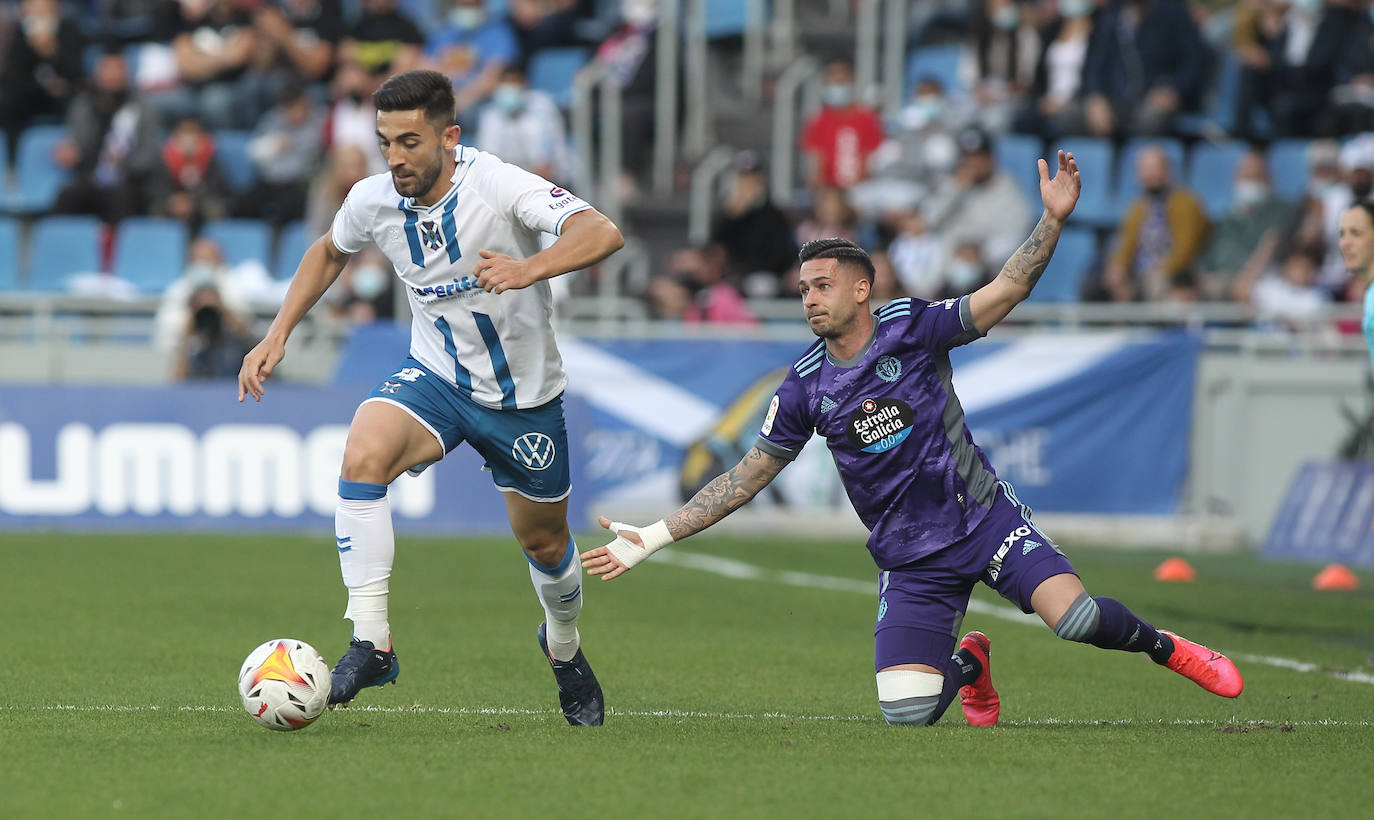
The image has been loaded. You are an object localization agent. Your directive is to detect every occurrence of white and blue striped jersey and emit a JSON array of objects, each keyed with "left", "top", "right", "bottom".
[{"left": 331, "top": 145, "right": 592, "bottom": 409}]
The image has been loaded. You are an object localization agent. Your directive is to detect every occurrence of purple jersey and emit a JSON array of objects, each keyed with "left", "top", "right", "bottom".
[{"left": 756, "top": 296, "right": 998, "bottom": 569}]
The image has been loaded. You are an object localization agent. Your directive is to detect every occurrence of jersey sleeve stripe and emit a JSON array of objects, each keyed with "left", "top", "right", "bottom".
[
  {"left": 553, "top": 203, "right": 593, "bottom": 235},
  {"left": 796, "top": 361, "right": 823, "bottom": 378},
  {"left": 793, "top": 342, "right": 825, "bottom": 372},
  {"left": 878, "top": 309, "right": 911, "bottom": 323},
  {"left": 875, "top": 297, "right": 913, "bottom": 316},
  {"left": 754, "top": 436, "right": 800, "bottom": 461},
  {"left": 473, "top": 312, "right": 519, "bottom": 409}
]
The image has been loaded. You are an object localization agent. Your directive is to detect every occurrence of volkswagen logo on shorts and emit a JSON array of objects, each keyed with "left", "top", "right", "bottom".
[{"left": 513, "top": 432, "right": 556, "bottom": 471}]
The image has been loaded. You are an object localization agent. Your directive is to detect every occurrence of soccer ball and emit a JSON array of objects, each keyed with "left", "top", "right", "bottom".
[{"left": 237, "top": 638, "right": 331, "bottom": 731}]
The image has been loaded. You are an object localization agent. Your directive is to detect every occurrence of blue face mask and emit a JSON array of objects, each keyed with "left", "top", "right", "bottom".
[
  {"left": 993, "top": 5, "right": 1020, "bottom": 30},
  {"left": 1059, "top": 0, "right": 1091, "bottom": 18},
  {"left": 822, "top": 84, "right": 855, "bottom": 107},
  {"left": 493, "top": 83, "right": 525, "bottom": 114}
]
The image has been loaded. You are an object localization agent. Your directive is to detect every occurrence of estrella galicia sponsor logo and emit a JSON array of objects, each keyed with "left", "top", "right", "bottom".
[
  {"left": 419, "top": 219, "right": 444, "bottom": 251},
  {"left": 512, "top": 432, "right": 556, "bottom": 471},
  {"left": 846, "top": 398, "right": 913, "bottom": 453},
  {"left": 875, "top": 355, "right": 902, "bottom": 382},
  {"left": 877, "top": 596, "right": 888, "bottom": 622}
]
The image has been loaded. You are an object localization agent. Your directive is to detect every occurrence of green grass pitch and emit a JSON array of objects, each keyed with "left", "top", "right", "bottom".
[{"left": 4, "top": 531, "right": 1373, "bottom": 818}]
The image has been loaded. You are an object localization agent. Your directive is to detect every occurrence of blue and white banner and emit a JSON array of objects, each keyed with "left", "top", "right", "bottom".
[
  {"left": 1264, "top": 462, "right": 1374, "bottom": 568},
  {"left": 562, "top": 331, "right": 1201, "bottom": 517},
  {"left": 0, "top": 384, "right": 589, "bottom": 533},
  {"left": 0, "top": 328, "right": 1200, "bottom": 532}
]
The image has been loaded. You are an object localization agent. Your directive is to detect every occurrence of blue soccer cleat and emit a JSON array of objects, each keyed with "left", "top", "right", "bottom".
[
  {"left": 328, "top": 638, "right": 399, "bottom": 707},
  {"left": 537, "top": 623, "right": 604, "bottom": 726}
]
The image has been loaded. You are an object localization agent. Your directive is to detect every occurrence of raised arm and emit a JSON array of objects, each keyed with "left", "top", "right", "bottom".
[
  {"left": 237, "top": 233, "right": 351, "bottom": 402},
  {"left": 474, "top": 208, "right": 624, "bottom": 294},
  {"left": 581, "top": 446, "right": 790, "bottom": 580},
  {"left": 968, "top": 149, "right": 1081, "bottom": 334}
]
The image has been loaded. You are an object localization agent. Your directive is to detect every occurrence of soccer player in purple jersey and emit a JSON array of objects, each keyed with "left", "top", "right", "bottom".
[{"left": 582, "top": 150, "right": 1243, "bottom": 726}]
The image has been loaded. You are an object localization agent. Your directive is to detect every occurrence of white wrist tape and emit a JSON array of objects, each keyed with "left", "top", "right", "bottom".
[{"left": 603, "top": 520, "right": 673, "bottom": 570}]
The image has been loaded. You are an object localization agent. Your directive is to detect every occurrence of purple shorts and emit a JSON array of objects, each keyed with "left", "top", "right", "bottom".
[{"left": 873, "top": 482, "right": 1077, "bottom": 671}]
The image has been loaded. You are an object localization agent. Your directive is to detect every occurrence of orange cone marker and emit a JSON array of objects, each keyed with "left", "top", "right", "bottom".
[
  {"left": 1153, "top": 557, "right": 1196, "bottom": 582},
  {"left": 1312, "top": 563, "right": 1358, "bottom": 591}
]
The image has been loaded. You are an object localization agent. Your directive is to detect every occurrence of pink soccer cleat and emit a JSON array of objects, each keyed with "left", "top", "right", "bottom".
[
  {"left": 1159, "top": 630, "right": 1244, "bottom": 698},
  {"left": 958, "top": 631, "right": 1000, "bottom": 727}
]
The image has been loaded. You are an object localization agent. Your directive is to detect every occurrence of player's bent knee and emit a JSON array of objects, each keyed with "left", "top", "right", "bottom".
[
  {"left": 340, "top": 445, "right": 401, "bottom": 485},
  {"left": 522, "top": 537, "right": 569, "bottom": 569},
  {"left": 876, "top": 669, "right": 945, "bottom": 726},
  {"left": 1052, "top": 591, "right": 1100, "bottom": 642}
]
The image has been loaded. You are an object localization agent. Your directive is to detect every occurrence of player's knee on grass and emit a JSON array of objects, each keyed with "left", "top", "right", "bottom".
[
  {"left": 1052, "top": 591, "right": 1100, "bottom": 643},
  {"left": 876, "top": 669, "right": 945, "bottom": 726}
]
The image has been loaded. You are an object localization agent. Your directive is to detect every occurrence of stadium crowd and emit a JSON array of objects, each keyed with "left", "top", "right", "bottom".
[{"left": 3, "top": 0, "right": 1374, "bottom": 362}]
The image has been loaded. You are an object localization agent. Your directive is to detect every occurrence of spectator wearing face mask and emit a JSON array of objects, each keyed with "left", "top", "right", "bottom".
[
  {"left": 0, "top": 0, "right": 84, "bottom": 163},
  {"left": 920, "top": 127, "right": 1033, "bottom": 278},
  {"left": 1015, "top": 0, "right": 1097, "bottom": 139},
  {"left": 1096, "top": 145, "right": 1208, "bottom": 301},
  {"left": 474, "top": 65, "right": 570, "bottom": 182},
  {"left": 326, "top": 61, "right": 389, "bottom": 176},
  {"left": 173, "top": 282, "right": 256, "bottom": 381},
  {"left": 800, "top": 58, "right": 885, "bottom": 189},
  {"left": 426, "top": 0, "right": 520, "bottom": 128},
  {"left": 332, "top": 249, "right": 395, "bottom": 325},
  {"left": 1232, "top": 244, "right": 1332, "bottom": 331},
  {"left": 708, "top": 150, "right": 798, "bottom": 291},
  {"left": 848, "top": 76, "right": 963, "bottom": 218},
  {"left": 963, "top": 0, "right": 1042, "bottom": 134},
  {"left": 1196, "top": 149, "right": 1294, "bottom": 299},
  {"left": 149, "top": 115, "right": 231, "bottom": 230},
  {"left": 156, "top": 237, "right": 253, "bottom": 350}
]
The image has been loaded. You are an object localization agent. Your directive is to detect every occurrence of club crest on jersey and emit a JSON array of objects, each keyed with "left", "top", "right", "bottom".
[
  {"left": 513, "top": 432, "right": 556, "bottom": 471},
  {"left": 848, "top": 398, "right": 914, "bottom": 453},
  {"left": 875, "top": 355, "right": 902, "bottom": 382},
  {"left": 418, "top": 220, "right": 444, "bottom": 251}
]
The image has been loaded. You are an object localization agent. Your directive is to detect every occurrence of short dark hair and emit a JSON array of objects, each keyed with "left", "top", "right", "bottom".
[
  {"left": 798, "top": 237, "right": 875, "bottom": 282},
  {"left": 373, "top": 70, "right": 456, "bottom": 133},
  {"left": 1349, "top": 199, "right": 1374, "bottom": 226}
]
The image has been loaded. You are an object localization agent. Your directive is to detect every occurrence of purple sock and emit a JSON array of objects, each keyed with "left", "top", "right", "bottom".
[{"left": 1088, "top": 596, "right": 1173, "bottom": 664}]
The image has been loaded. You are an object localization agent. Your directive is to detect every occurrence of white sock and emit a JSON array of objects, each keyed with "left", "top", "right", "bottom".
[
  {"left": 337, "top": 482, "right": 395, "bottom": 648},
  {"left": 529, "top": 539, "right": 582, "bottom": 662}
]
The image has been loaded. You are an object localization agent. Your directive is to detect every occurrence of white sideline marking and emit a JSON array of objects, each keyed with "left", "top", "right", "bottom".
[
  {"left": 652, "top": 549, "right": 1374, "bottom": 687},
  {"left": 3, "top": 705, "right": 1368, "bottom": 728}
]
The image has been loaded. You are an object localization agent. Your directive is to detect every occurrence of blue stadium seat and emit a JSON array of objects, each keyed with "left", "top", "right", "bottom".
[
  {"left": 1058, "top": 138, "right": 1114, "bottom": 227},
  {"left": 1268, "top": 139, "right": 1312, "bottom": 202},
  {"left": 528, "top": 47, "right": 592, "bottom": 109},
  {"left": 27, "top": 215, "right": 102, "bottom": 290},
  {"left": 1175, "top": 53, "right": 1240, "bottom": 138},
  {"left": 1188, "top": 140, "right": 1248, "bottom": 218},
  {"left": 705, "top": 0, "right": 758, "bottom": 38},
  {"left": 1026, "top": 227, "right": 1095, "bottom": 303},
  {"left": 112, "top": 218, "right": 188, "bottom": 292},
  {"left": 0, "top": 219, "right": 19, "bottom": 290},
  {"left": 994, "top": 133, "right": 1043, "bottom": 211},
  {"left": 5, "top": 125, "right": 70, "bottom": 214},
  {"left": 201, "top": 219, "right": 273, "bottom": 269},
  {"left": 905, "top": 45, "right": 964, "bottom": 96},
  {"left": 274, "top": 220, "right": 309, "bottom": 280},
  {"left": 214, "top": 130, "right": 256, "bottom": 193},
  {"left": 1112, "top": 137, "right": 1185, "bottom": 219}
]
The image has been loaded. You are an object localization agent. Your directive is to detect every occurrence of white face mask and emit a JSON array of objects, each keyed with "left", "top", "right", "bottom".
[
  {"left": 822, "top": 84, "right": 855, "bottom": 107},
  {"left": 448, "top": 6, "right": 485, "bottom": 30},
  {"left": 184, "top": 261, "right": 221, "bottom": 286},
  {"left": 1292, "top": 0, "right": 1321, "bottom": 14},
  {"left": 1058, "top": 0, "right": 1092, "bottom": 18},
  {"left": 621, "top": 0, "right": 657, "bottom": 27},
  {"left": 352, "top": 265, "right": 389, "bottom": 300},
  {"left": 1233, "top": 180, "right": 1269, "bottom": 209},
  {"left": 947, "top": 261, "right": 982, "bottom": 290},
  {"left": 493, "top": 83, "right": 525, "bottom": 114},
  {"left": 993, "top": 5, "right": 1019, "bottom": 30}
]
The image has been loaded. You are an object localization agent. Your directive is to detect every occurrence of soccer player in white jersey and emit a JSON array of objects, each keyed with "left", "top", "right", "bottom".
[{"left": 237, "top": 70, "right": 624, "bottom": 726}]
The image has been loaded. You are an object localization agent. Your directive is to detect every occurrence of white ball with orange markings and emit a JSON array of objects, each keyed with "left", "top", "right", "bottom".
[{"left": 237, "top": 638, "right": 331, "bottom": 731}]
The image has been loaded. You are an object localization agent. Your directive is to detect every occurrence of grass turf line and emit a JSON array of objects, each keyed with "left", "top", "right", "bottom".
[{"left": 3, "top": 532, "right": 1372, "bottom": 818}]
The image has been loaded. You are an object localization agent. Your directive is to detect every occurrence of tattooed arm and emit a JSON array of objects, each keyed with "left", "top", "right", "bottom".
[
  {"left": 580, "top": 447, "right": 790, "bottom": 580},
  {"left": 969, "top": 149, "right": 1081, "bottom": 334}
]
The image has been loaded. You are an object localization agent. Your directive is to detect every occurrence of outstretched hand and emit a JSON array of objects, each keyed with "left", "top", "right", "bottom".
[
  {"left": 579, "top": 516, "right": 639, "bottom": 581},
  {"left": 1039, "top": 149, "right": 1081, "bottom": 224}
]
